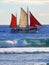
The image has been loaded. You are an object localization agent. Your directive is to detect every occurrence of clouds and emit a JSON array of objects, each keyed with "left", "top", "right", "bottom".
[{"left": 1, "top": 0, "right": 49, "bottom": 5}]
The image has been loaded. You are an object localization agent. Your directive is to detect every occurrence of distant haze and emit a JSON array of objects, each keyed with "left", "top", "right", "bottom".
[{"left": 0, "top": 0, "right": 49, "bottom": 25}]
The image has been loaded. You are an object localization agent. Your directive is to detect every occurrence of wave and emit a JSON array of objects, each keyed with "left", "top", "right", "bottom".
[
  {"left": 5, "top": 40, "right": 18, "bottom": 45},
  {"left": 0, "top": 48, "right": 49, "bottom": 54},
  {"left": 0, "top": 38, "right": 49, "bottom": 47}
]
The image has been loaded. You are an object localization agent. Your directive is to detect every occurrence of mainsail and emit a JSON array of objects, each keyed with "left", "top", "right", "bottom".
[
  {"left": 10, "top": 14, "right": 17, "bottom": 28},
  {"left": 19, "top": 8, "right": 28, "bottom": 28},
  {"left": 30, "top": 12, "right": 42, "bottom": 26}
]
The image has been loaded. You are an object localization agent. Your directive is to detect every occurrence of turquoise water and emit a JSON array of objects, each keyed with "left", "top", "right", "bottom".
[{"left": 0, "top": 39, "right": 49, "bottom": 47}]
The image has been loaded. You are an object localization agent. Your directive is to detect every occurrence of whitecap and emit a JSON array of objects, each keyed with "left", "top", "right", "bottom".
[{"left": 5, "top": 40, "right": 18, "bottom": 45}]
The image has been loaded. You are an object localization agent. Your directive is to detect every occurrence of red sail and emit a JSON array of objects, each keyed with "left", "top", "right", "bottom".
[
  {"left": 10, "top": 14, "right": 17, "bottom": 28},
  {"left": 30, "top": 12, "right": 42, "bottom": 26}
]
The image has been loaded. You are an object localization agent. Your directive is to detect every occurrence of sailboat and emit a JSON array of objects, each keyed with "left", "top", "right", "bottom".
[
  {"left": 1, "top": 8, "right": 49, "bottom": 53},
  {"left": 10, "top": 7, "right": 42, "bottom": 33}
]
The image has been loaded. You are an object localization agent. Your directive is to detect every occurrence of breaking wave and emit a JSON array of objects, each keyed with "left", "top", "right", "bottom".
[
  {"left": 0, "top": 48, "right": 49, "bottom": 54},
  {"left": 0, "top": 38, "right": 49, "bottom": 47},
  {"left": 5, "top": 40, "right": 18, "bottom": 45}
]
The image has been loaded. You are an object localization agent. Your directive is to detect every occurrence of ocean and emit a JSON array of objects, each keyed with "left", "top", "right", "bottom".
[
  {"left": 0, "top": 25, "right": 49, "bottom": 64},
  {"left": 0, "top": 53, "right": 49, "bottom": 65},
  {"left": 0, "top": 25, "right": 49, "bottom": 47}
]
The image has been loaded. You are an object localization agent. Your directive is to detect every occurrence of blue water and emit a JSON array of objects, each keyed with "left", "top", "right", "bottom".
[
  {"left": 0, "top": 25, "right": 49, "bottom": 64},
  {"left": 0, "top": 53, "right": 49, "bottom": 65},
  {"left": 0, "top": 25, "right": 49, "bottom": 47}
]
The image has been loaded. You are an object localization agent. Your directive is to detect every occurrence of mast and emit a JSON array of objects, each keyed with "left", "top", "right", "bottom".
[
  {"left": 16, "top": 13, "right": 17, "bottom": 26},
  {"left": 27, "top": 6, "right": 29, "bottom": 27}
]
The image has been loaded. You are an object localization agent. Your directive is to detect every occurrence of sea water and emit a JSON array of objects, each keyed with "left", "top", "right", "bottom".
[
  {"left": 0, "top": 25, "right": 49, "bottom": 47},
  {"left": 0, "top": 53, "right": 49, "bottom": 65},
  {"left": 0, "top": 25, "right": 49, "bottom": 64},
  {"left": 0, "top": 39, "right": 49, "bottom": 47}
]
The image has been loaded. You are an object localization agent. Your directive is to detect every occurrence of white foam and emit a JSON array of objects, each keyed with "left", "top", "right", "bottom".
[
  {"left": 5, "top": 40, "right": 18, "bottom": 45},
  {"left": 32, "top": 63, "right": 46, "bottom": 65},
  {"left": 0, "top": 47, "right": 49, "bottom": 53}
]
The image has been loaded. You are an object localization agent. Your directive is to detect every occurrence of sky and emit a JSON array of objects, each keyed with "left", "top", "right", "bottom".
[{"left": 0, "top": 0, "right": 49, "bottom": 25}]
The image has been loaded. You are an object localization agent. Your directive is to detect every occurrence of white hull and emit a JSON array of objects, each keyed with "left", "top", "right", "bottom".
[{"left": 0, "top": 47, "right": 49, "bottom": 53}]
